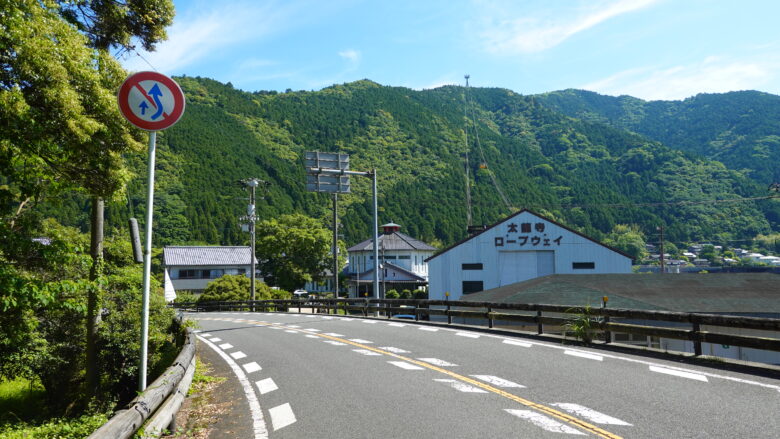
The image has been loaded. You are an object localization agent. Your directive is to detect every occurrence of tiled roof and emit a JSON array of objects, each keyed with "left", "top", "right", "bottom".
[
  {"left": 163, "top": 246, "right": 255, "bottom": 266},
  {"left": 348, "top": 232, "right": 436, "bottom": 252},
  {"left": 463, "top": 273, "right": 780, "bottom": 314}
]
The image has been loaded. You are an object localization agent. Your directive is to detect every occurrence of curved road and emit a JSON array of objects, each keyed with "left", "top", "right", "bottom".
[{"left": 186, "top": 311, "right": 780, "bottom": 438}]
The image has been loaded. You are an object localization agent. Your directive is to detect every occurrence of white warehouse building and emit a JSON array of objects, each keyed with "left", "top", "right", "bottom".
[{"left": 427, "top": 209, "right": 633, "bottom": 300}]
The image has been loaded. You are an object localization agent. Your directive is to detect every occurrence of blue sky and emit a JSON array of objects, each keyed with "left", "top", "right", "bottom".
[{"left": 121, "top": 0, "right": 780, "bottom": 100}]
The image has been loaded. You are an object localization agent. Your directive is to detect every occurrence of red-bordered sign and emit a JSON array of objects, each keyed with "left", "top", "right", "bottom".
[{"left": 117, "top": 71, "right": 185, "bottom": 131}]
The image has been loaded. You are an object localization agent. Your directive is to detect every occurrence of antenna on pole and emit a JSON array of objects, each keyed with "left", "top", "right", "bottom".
[{"left": 464, "top": 74, "right": 470, "bottom": 88}]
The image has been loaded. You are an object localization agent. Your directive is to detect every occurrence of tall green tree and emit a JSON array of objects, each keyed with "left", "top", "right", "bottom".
[
  {"left": 256, "top": 214, "right": 346, "bottom": 291},
  {"left": 603, "top": 224, "right": 648, "bottom": 262}
]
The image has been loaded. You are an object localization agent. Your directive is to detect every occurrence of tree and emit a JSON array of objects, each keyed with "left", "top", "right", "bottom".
[
  {"left": 603, "top": 224, "right": 648, "bottom": 262},
  {"left": 255, "top": 214, "right": 346, "bottom": 292},
  {"left": 198, "top": 275, "right": 250, "bottom": 302}
]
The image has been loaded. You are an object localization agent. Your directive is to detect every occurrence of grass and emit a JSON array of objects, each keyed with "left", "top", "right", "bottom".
[{"left": 0, "top": 377, "right": 108, "bottom": 439}]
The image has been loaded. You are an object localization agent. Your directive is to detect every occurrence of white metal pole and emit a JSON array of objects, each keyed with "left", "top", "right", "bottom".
[
  {"left": 372, "top": 170, "right": 379, "bottom": 301},
  {"left": 139, "top": 131, "right": 157, "bottom": 391}
]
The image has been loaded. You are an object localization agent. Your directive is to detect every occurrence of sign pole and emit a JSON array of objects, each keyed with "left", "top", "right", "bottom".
[
  {"left": 372, "top": 169, "right": 379, "bottom": 302},
  {"left": 139, "top": 130, "right": 157, "bottom": 391},
  {"left": 332, "top": 193, "right": 339, "bottom": 302}
]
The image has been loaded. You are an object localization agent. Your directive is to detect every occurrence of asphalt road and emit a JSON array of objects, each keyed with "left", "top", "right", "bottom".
[{"left": 186, "top": 311, "right": 780, "bottom": 438}]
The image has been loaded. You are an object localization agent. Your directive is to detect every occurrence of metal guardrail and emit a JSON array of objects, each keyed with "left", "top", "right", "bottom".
[
  {"left": 88, "top": 327, "right": 196, "bottom": 439},
  {"left": 174, "top": 298, "right": 780, "bottom": 356}
]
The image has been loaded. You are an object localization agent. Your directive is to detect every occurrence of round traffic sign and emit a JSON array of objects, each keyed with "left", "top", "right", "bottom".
[{"left": 117, "top": 71, "right": 185, "bottom": 131}]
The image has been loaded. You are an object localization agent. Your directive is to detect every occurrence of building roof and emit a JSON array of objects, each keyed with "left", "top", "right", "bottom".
[
  {"left": 163, "top": 246, "right": 256, "bottom": 266},
  {"left": 349, "top": 262, "right": 427, "bottom": 282},
  {"left": 462, "top": 273, "right": 780, "bottom": 314},
  {"left": 426, "top": 208, "right": 632, "bottom": 262},
  {"left": 348, "top": 231, "right": 436, "bottom": 252}
]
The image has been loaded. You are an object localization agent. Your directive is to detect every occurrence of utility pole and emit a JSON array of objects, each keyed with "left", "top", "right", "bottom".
[
  {"left": 657, "top": 225, "right": 665, "bottom": 274},
  {"left": 241, "top": 178, "right": 266, "bottom": 303}
]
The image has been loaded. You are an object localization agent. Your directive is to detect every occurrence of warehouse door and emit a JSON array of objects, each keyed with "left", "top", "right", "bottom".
[{"left": 497, "top": 251, "right": 555, "bottom": 286}]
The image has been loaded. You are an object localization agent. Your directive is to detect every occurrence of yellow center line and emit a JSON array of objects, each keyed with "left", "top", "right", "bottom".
[{"left": 211, "top": 317, "right": 623, "bottom": 439}]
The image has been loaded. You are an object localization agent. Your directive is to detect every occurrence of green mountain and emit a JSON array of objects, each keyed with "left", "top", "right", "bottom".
[
  {"left": 534, "top": 89, "right": 780, "bottom": 186},
  {"left": 44, "top": 78, "right": 777, "bottom": 247}
]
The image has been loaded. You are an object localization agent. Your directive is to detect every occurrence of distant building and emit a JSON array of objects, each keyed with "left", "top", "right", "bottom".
[
  {"left": 345, "top": 223, "right": 436, "bottom": 298},
  {"left": 163, "top": 246, "right": 257, "bottom": 294},
  {"left": 426, "top": 209, "right": 633, "bottom": 301}
]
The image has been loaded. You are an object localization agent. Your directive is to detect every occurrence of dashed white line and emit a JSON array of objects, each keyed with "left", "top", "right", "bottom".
[
  {"left": 362, "top": 320, "right": 378, "bottom": 324},
  {"left": 323, "top": 333, "right": 344, "bottom": 337},
  {"left": 419, "top": 327, "right": 439, "bottom": 332},
  {"left": 320, "top": 316, "right": 334, "bottom": 320},
  {"left": 502, "top": 339, "right": 532, "bottom": 347},
  {"left": 200, "top": 333, "right": 211, "bottom": 337},
  {"left": 305, "top": 315, "right": 316, "bottom": 318},
  {"left": 287, "top": 325, "right": 301, "bottom": 328},
  {"left": 417, "top": 358, "right": 458, "bottom": 367},
  {"left": 564, "top": 350, "right": 604, "bottom": 362},
  {"left": 323, "top": 340, "right": 346, "bottom": 346},
  {"left": 505, "top": 410, "right": 585, "bottom": 435},
  {"left": 380, "top": 346, "right": 410, "bottom": 354},
  {"left": 455, "top": 332, "right": 480, "bottom": 338},
  {"left": 284, "top": 330, "right": 298, "bottom": 334},
  {"left": 339, "top": 318, "right": 355, "bottom": 321},
  {"left": 269, "top": 403, "right": 296, "bottom": 431},
  {"left": 305, "top": 335, "right": 320, "bottom": 339},
  {"left": 550, "top": 403, "right": 632, "bottom": 426},
  {"left": 210, "top": 337, "right": 222, "bottom": 342},
  {"left": 198, "top": 336, "right": 268, "bottom": 438},
  {"left": 243, "top": 362, "right": 262, "bottom": 374},
  {"left": 255, "top": 378, "right": 278, "bottom": 395},
  {"left": 230, "top": 351, "right": 247, "bottom": 360},
  {"left": 388, "top": 322, "right": 407, "bottom": 327},
  {"left": 433, "top": 379, "right": 488, "bottom": 393},
  {"left": 219, "top": 343, "right": 233, "bottom": 350},
  {"left": 649, "top": 365, "right": 708, "bottom": 382},
  {"left": 353, "top": 349, "right": 382, "bottom": 356},
  {"left": 470, "top": 375, "right": 525, "bottom": 388},
  {"left": 348, "top": 338, "right": 373, "bottom": 344},
  {"left": 304, "top": 328, "right": 321, "bottom": 332},
  {"left": 388, "top": 361, "right": 424, "bottom": 370}
]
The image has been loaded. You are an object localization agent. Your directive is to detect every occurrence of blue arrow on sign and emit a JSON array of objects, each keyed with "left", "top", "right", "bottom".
[
  {"left": 148, "top": 83, "right": 165, "bottom": 120},
  {"left": 139, "top": 100, "right": 149, "bottom": 115}
]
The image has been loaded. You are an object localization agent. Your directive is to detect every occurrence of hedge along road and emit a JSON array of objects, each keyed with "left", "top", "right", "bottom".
[{"left": 187, "top": 312, "right": 780, "bottom": 438}]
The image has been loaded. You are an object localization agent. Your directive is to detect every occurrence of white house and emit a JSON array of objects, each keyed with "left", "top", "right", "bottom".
[
  {"left": 426, "top": 209, "right": 633, "bottom": 300},
  {"left": 163, "top": 246, "right": 257, "bottom": 294},
  {"left": 345, "top": 222, "right": 437, "bottom": 298}
]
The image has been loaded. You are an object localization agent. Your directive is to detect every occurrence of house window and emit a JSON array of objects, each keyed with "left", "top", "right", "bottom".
[
  {"left": 398, "top": 255, "right": 410, "bottom": 260},
  {"left": 462, "top": 263, "right": 483, "bottom": 270},
  {"left": 462, "top": 281, "right": 484, "bottom": 294},
  {"left": 178, "top": 269, "right": 198, "bottom": 279},
  {"left": 572, "top": 262, "right": 595, "bottom": 269}
]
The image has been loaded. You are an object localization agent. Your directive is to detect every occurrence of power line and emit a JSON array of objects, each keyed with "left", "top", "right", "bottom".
[{"left": 523, "top": 194, "right": 780, "bottom": 211}]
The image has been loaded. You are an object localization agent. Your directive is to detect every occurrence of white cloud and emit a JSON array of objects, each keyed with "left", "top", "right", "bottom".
[
  {"left": 121, "top": 2, "right": 300, "bottom": 74},
  {"left": 478, "top": 0, "right": 659, "bottom": 54},
  {"left": 338, "top": 49, "right": 361, "bottom": 63},
  {"left": 582, "top": 56, "right": 778, "bottom": 100}
]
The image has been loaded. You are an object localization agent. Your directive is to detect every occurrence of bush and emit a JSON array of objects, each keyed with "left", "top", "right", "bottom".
[
  {"left": 198, "top": 275, "right": 250, "bottom": 302},
  {"left": 412, "top": 289, "right": 428, "bottom": 300},
  {"left": 400, "top": 289, "right": 412, "bottom": 299},
  {"left": 385, "top": 289, "right": 399, "bottom": 299}
]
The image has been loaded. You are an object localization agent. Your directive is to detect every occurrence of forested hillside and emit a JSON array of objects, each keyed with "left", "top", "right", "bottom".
[
  {"left": 535, "top": 89, "right": 780, "bottom": 186},
  {"left": 43, "top": 78, "right": 779, "bottom": 247}
]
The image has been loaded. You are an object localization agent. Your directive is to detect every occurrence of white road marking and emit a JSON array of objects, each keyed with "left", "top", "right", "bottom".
[
  {"left": 219, "top": 343, "right": 233, "bottom": 350},
  {"left": 505, "top": 410, "right": 585, "bottom": 435},
  {"left": 455, "top": 332, "right": 480, "bottom": 338},
  {"left": 305, "top": 315, "right": 316, "bottom": 318},
  {"left": 380, "top": 346, "right": 410, "bottom": 354},
  {"left": 470, "top": 375, "right": 525, "bottom": 388},
  {"left": 353, "top": 349, "right": 382, "bottom": 356},
  {"left": 650, "top": 365, "right": 708, "bottom": 382},
  {"left": 256, "top": 378, "right": 278, "bottom": 395},
  {"left": 339, "top": 318, "right": 355, "bottom": 321},
  {"left": 210, "top": 338, "right": 222, "bottom": 342},
  {"left": 362, "top": 320, "right": 378, "bottom": 324},
  {"left": 198, "top": 336, "right": 268, "bottom": 438},
  {"left": 417, "top": 358, "right": 458, "bottom": 367},
  {"left": 269, "top": 403, "right": 296, "bottom": 431},
  {"left": 284, "top": 330, "right": 298, "bottom": 334},
  {"left": 433, "top": 379, "right": 488, "bottom": 393},
  {"left": 305, "top": 335, "right": 320, "bottom": 339},
  {"left": 349, "top": 338, "right": 373, "bottom": 344},
  {"left": 230, "top": 351, "right": 247, "bottom": 360},
  {"left": 287, "top": 325, "right": 301, "bottom": 328},
  {"left": 388, "top": 322, "right": 407, "bottom": 327},
  {"left": 304, "top": 328, "right": 321, "bottom": 332},
  {"left": 419, "top": 327, "right": 439, "bottom": 332},
  {"left": 551, "top": 403, "right": 632, "bottom": 426},
  {"left": 388, "top": 361, "right": 424, "bottom": 370},
  {"left": 503, "top": 339, "right": 532, "bottom": 347},
  {"left": 323, "top": 333, "right": 344, "bottom": 337},
  {"left": 243, "top": 362, "right": 262, "bottom": 374},
  {"left": 200, "top": 333, "right": 211, "bottom": 337},
  {"left": 320, "top": 316, "right": 334, "bottom": 320},
  {"left": 565, "top": 350, "right": 604, "bottom": 361},
  {"left": 323, "top": 340, "right": 346, "bottom": 346}
]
